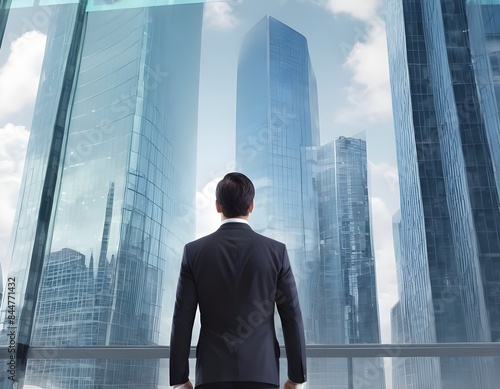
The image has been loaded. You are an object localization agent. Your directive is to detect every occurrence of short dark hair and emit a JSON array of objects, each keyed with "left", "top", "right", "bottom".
[{"left": 215, "top": 172, "right": 255, "bottom": 218}]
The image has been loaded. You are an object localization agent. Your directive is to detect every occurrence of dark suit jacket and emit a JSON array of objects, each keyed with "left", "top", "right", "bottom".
[{"left": 170, "top": 222, "right": 307, "bottom": 387}]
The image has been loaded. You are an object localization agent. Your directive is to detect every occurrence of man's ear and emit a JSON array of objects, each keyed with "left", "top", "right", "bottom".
[
  {"left": 248, "top": 200, "right": 254, "bottom": 214},
  {"left": 215, "top": 200, "right": 223, "bottom": 214}
]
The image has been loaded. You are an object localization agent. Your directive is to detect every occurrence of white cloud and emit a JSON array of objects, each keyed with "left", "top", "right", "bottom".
[
  {"left": 369, "top": 160, "right": 399, "bottom": 195},
  {"left": 321, "top": 0, "right": 383, "bottom": 22},
  {"left": 335, "top": 18, "right": 393, "bottom": 124},
  {"left": 203, "top": 1, "right": 240, "bottom": 30},
  {"left": 311, "top": 0, "right": 392, "bottom": 124},
  {"left": 0, "top": 124, "right": 30, "bottom": 283},
  {"left": 0, "top": 30, "right": 45, "bottom": 283},
  {"left": 196, "top": 177, "right": 222, "bottom": 238},
  {"left": 0, "top": 30, "right": 47, "bottom": 120}
]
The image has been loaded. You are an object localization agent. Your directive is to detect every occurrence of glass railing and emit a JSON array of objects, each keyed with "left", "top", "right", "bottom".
[{"left": 1, "top": 345, "right": 500, "bottom": 388}]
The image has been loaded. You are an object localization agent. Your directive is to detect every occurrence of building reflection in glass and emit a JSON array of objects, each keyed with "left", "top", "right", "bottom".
[{"left": 0, "top": 3, "right": 203, "bottom": 387}]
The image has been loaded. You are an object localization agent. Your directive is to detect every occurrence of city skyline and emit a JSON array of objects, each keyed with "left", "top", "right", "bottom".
[
  {"left": 0, "top": 2, "right": 400, "bottom": 346},
  {"left": 0, "top": 3, "right": 401, "bottom": 388},
  {"left": 1, "top": 1, "right": 499, "bottom": 389},
  {"left": 3, "top": 2, "right": 397, "bottom": 384},
  {"left": 0, "top": 3, "right": 396, "bottom": 387}
]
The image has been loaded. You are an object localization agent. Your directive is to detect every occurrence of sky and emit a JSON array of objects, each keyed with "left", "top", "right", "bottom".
[{"left": 0, "top": 0, "right": 401, "bottom": 360}]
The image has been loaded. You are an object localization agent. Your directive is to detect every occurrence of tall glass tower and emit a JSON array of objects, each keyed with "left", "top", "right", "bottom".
[
  {"left": 0, "top": 2, "right": 203, "bottom": 387},
  {"left": 385, "top": 0, "right": 500, "bottom": 387},
  {"left": 323, "top": 137, "right": 380, "bottom": 345},
  {"left": 235, "top": 15, "right": 321, "bottom": 343},
  {"left": 316, "top": 137, "right": 385, "bottom": 389}
]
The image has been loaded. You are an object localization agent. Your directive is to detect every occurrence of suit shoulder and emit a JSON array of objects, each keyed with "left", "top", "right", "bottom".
[
  {"left": 250, "top": 230, "right": 286, "bottom": 249},
  {"left": 184, "top": 232, "right": 217, "bottom": 251}
]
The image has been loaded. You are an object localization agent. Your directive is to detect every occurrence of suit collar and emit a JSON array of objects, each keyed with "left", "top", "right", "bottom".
[
  {"left": 217, "top": 222, "right": 253, "bottom": 231},
  {"left": 221, "top": 217, "right": 249, "bottom": 225}
]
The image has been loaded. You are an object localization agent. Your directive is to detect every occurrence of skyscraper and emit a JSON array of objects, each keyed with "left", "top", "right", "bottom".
[
  {"left": 27, "top": 247, "right": 99, "bottom": 386},
  {"left": 385, "top": 0, "right": 500, "bottom": 387},
  {"left": 236, "top": 16, "right": 385, "bottom": 389},
  {"left": 316, "top": 141, "right": 344, "bottom": 346},
  {"left": 316, "top": 137, "right": 385, "bottom": 389},
  {"left": 390, "top": 302, "right": 405, "bottom": 389},
  {"left": 321, "top": 137, "right": 380, "bottom": 345},
  {"left": 390, "top": 211, "right": 417, "bottom": 389},
  {"left": 0, "top": 2, "right": 203, "bottom": 387},
  {"left": 235, "top": 15, "right": 321, "bottom": 343}
]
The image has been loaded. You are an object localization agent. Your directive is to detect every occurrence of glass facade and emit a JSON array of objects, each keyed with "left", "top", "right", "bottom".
[
  {"left": 235, "top": 15, "right": 321, "bottom": 343},
  {"left": 316, "top": 141, "right": 344, "bottom": 346},
  {"left": 390, "top": 213, "right": 416, "bottom": 389},
  {"left": 385, "top": 0, "right": 500, "bottom": 387},
  {"left": 0, "top": 0, "right": 88, "bottom": 353},
  {"left": 0, "top": 2, "right": 203, "bottom": 387},
  {"left": 316, "top": 137, "right": 385, "bottom": 389}
]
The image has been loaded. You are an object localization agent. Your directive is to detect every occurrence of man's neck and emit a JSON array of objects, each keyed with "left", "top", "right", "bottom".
[{"left": 220, "top": 216, "right": 249, "bottom": 224}]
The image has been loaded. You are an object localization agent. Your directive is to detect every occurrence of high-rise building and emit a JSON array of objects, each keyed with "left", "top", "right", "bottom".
[
  {"left": 235, "top": 15, "right": 321, "bottom": 343},
  {"left": 316, "top": 137, "right": 385, "bottom": 389},
  {"left": 0, "top": 2, "right": 203, "bottom": 387},
  {"left": 385, "top": 0, "right": 500, "bottom": 387},
  {"left": 316, "top": 141, "right": 344, "bottom": 346},
  {"left": 390, "top": 211, "right": 419, "bottom": 389},
  {"left": 27, "top": 247, "right": 99, "bottom": 386},
  {"left": 321, "top": 137, "right": 380, "bottom": 345},
  {"left": 236, "top": 16, "right": 385, "bottom": 389},
  {"left": 390, "top": 302, "right": 405, "bottom": 389}
]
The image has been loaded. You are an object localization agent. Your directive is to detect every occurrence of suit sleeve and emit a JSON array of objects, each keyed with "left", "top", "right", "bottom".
[
  {"left": 276, "top": 245, "right": 307, "bottom": 384},
  {"left": 170, "top": 245, "right": 198, "bottom": 386}
]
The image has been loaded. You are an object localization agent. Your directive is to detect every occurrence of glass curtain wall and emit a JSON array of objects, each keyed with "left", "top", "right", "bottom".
[
  {"left": 0, "top": 1, "right": 202, "bottom": 387},
  {"left": 385, "top": 0, "right": 500, "bottom": 388}
]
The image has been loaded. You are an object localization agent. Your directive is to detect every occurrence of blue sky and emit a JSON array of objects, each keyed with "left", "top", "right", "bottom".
[{"left": 0, "top": 1, "right": 400, "bottom": 355}]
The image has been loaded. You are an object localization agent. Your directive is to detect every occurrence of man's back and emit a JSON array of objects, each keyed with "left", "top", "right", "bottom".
[
  {"left": 169, "top": 173, "right": 307, "bottom": 389},
  {"left": 191, "top": 223, "right": 285, "bottom": 338}
]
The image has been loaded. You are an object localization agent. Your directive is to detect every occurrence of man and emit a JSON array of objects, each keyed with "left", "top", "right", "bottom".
[{"left": 170, "top": 172, "right": 307, "bottom": 389}]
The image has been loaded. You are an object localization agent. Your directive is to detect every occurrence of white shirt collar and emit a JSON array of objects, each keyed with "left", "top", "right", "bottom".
[{"left": 221, "top": 218, "right": 249, "bottom": 225}]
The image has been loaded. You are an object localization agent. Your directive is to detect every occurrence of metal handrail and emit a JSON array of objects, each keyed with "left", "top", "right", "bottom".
[{"left": 1, "top": 343, "right": 499, "bottom": 360}]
